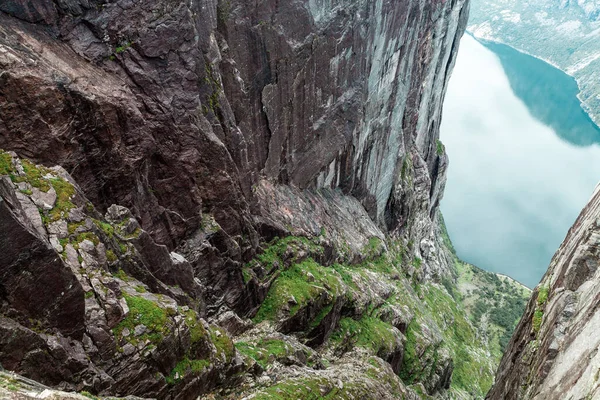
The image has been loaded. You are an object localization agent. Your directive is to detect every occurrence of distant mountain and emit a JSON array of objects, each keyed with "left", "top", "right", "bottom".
[{"left": 469, "top": 0, "right": 600, "bottom": 125}]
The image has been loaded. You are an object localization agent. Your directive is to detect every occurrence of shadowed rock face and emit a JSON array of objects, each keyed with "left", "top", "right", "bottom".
[
  {"left": 487, "top": 184, "right": 600, "bottom": 400},
  {"left": 0, "top": 0, "right": 468, "bottom": 247}
]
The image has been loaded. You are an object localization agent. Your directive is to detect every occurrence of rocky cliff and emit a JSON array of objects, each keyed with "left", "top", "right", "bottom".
[
  {"left": 487, "top": 184, "right": 600, "bottom": 400},
  {"left": 0, "top": 0, "right": 493, "bottom": 399}
]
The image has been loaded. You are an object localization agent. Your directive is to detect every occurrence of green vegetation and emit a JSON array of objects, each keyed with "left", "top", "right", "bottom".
[
  {"left": 253, "top": 258, "right": 342, "bottom": 324},
  {"left": 95, "top": 220, "right": 115, "bottom": 238},
  {"left": 106, "top": 249, "right": 117, "bottom": 263},
  {"left": 210, "top": 326, "right": 235, "bottom": 362},
  {"left": 235, "top": 339, "right": 293, "bottom": 369},
  {"left": 532, "top": 285, "right": 550, "bottom": 334},
  {"left": 0, "top": 151, "right": 77, "bottom": 224},
  {"left": 0, "top": 151, "right": 13, "bottom": 175},
  {"left": 537, "top": 285, "right": 549, "bottom": 306},
  {"left": 17, "top": 159, "right": 51, "bottom": 191},
  {"left": 456, "top": 258, "right": 530, "bottom": 356},
  {"left": 232, "top": 218, "right": 530, "bottom": 399},
  {"left": 331, "top": 316, "right": 399, "bottom": 355},
  {"left": 81, "top": 391, "right": 100, "bottom": 400},
  {"left": 436, "top": 140, "right": 445, "bottom": 156},
  {"left": 181, "top": 308, "right": 208, "bottom": 344},
  {"left": 166, "top": 357, "right": 210, "bottom": 385},
  {"left": 412, "top": 257, "right": 422, "bottom": 269},
  {"left": 115, "top": 41, "right": 133, "bottom": 54},
  {"left": 113, "top": 294, "right": 169, "bottom": 346},
  {"left": 47, "top": 177, "right": 75, "bottom": 221}
]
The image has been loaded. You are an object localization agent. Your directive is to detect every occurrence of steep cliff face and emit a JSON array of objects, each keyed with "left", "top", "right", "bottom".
[
  {"left": 487, "top": 184, "right": 600, "bottom": 400},
  {"left": 0, "top": 0, "right": 467, "bottom": 261},
  {"left": 0, "top": 0, "right": 476, "bottom": 398}
]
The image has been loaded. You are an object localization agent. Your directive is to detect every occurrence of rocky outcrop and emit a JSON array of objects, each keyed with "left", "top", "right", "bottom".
[
  {"left": 0, "top": 152, "right": 244, "bottom": 399},
  {"left": 487, "top": 184, "right": 600, "bottom": 400}
]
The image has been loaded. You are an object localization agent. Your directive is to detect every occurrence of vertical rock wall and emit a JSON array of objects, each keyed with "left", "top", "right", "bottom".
[
  {"left": 0, "top": 0, "right": 468, "bottom": 268},
  {"left": 487, "top": 184, "right": 600, "bottom": 400}
]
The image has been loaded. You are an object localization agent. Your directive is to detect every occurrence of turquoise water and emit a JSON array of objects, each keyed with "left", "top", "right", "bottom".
[{"left": 440, "top": 35, "right": 600, "bottom": 288}]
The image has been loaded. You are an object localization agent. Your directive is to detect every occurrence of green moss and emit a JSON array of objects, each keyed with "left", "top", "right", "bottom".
[
  {"left": 363, "top": 237, "right": 383, "bottom": 259},
  {"left": 537, "top": 286, "right": 549, "bottom": 306},
  {"left": 68, "top": 221, "right": 84, "bottom": 235},
  {"left": 106, "top": 249, "right": 117, "bottom": 263},
  {"left": 250, "top": 236, "right": 322, "bottom": 273},
  {"left": 253, "top": 258, "right": 342, "bottom": 323},
  {"left": 0, "top": 151, "right": 13, "bottom": 176},
  {"left": 252, "top": 377, "right": 334, "bottom": 400},
  {"left": 113, "top": 294, "right": 169, "bottom": 346},
  {"left": 210, "top": 326, "right": 235, "bottom": 362},
  {"left": 531, "top": 285, "right": 550, "bottom": 334},
  {"left": 235, "top": 339, "right": 291, "bottom": 369},
  {"left": 76, "top": 232, "right": 100, "bottom": 246},
  {"left": 115, "top": 41, "right": 133, "bottom": 54},
  {"left": 47, "top": 177, "right": 75, "bottom": 222},
  {"left": 134, "top": 285, "right": 147, "bottom": 293},
  {"left": 412, "top": 257, "right": 422, "bottom": 269},
  {"left": 84, "top": 291, "right": 94, "bottom": 299},
  {"left": 95, "top": 220, "right": 115, "bottom": 238},
  {"left": 436, "top": 139, "right": 445, "bottom": 156},
  {"left": 331, "top": 316, "right": 398, "bottom": 356},
  {"left": 166, "top": 357, "right": 210, "bottom": 385},
  {"left": 532, "top": 309, "right": 544, "bottom": 333},
  {"left": 113, "top": 269, "right": 132, "bottom": 281},
  {"left": 16, "top": 159, "right": 51, "bottom": 192},
  {"left": 182, "top": 309, "right": 208, "bottom": 344},
  {"left": 81, "top": 391, "right": 100, "bottom": 400},
  {"left": 398, "top": 320, "right": 422, "bottom": 383}
]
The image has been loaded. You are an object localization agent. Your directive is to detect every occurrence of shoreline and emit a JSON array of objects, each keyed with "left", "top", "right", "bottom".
[{"left": 466, "top": 29, "right": 600, "bottom": 128}]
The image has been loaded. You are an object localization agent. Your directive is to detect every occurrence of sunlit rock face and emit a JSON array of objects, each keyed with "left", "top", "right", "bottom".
[
  {"left": 0, "top": 0, "right": 470, "bottom": 396},
  {"left": 487, "top": 184, "right": 600, "bottom": 400}
]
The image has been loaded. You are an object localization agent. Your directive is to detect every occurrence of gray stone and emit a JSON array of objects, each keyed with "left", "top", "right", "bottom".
[
  {"left": 47, "top": 220, "right": 68, "bottom": 239},
  {"left": 49, "top": 235, "right": 63, "bottom": 253},
  {"left": 133, "top": 325, "right": 146, "bottom": 337},
  {"left": 122, "top": 343, "right": 136, "bottom": 356},
  {"left": 105, "top": 205, "right": 132, "bottom": 223},
  {"left": 79, "top": 239, "right": 95, "bottom": 253},
  {"left": 30, "top": 186, "right": 57, "bottom": 210}
]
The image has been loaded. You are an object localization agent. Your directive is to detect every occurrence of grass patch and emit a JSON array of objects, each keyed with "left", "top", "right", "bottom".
[
  {"left": 106, "top": 249, "right": 117, "bottom": 262},
  {"left": 210, "top": 326, "right": 235, "bottom": 362},
  {"left": 331, "top": 316, "right": 399, "bottom": 356},
  {"left": 436, "top": 139, "right": 445, "bottom": 156},
  {"left": 253, "top": 258, "right": 342, "bottom": 323},
  {"left": 235, "top": 339, "right": 291, "bottom": 369},
  {"left": 17, "top": 159, "right": 51, "bottom": 192},
  {"left": 0, "top": 151, "right": 13, "bottom": 175},
  {"left": 166, "top": 357, "right": 210, "bottom": 385},
  {"left": 113, "top": 294, "right": 169, "bottom": 346},
  {"left": 47, "top": 177, "right": 75, "bottom": 221}
]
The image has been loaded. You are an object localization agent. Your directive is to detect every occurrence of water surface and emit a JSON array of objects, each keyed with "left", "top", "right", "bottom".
[{"left": 441, "top": 35, "right": 600, "bottom": 288}]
